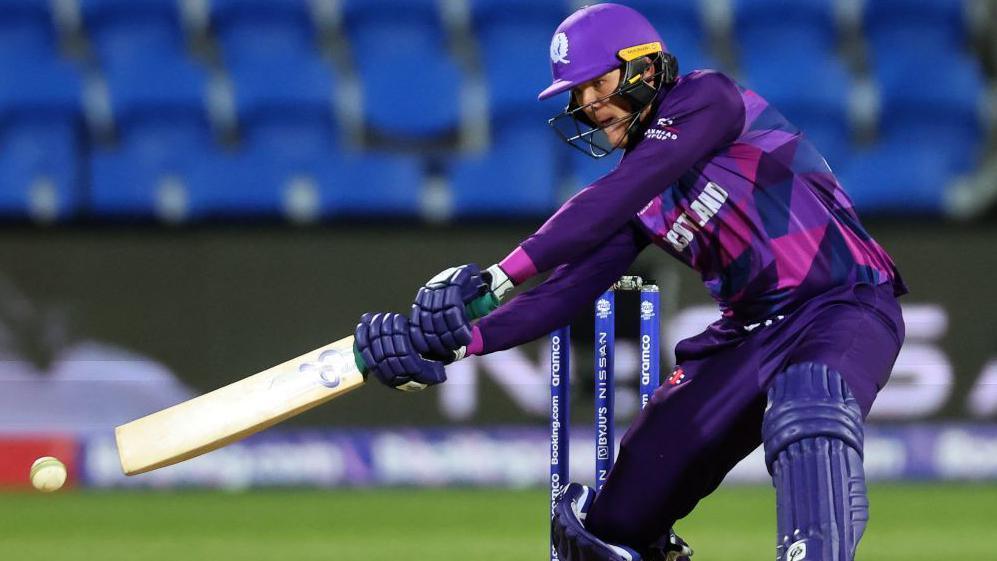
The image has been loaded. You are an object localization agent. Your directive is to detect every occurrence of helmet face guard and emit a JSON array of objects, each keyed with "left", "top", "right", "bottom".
[{"left": 548, "top": 47, "right": 678, "bottom": 159}]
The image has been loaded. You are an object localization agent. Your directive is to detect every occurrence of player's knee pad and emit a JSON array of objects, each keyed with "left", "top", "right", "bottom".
[
  {"left": 552, "top": 483, "right": 644, "bottom": 561},
  {"left": 762, "top": 363, "right": 868, "bottom": 561}
]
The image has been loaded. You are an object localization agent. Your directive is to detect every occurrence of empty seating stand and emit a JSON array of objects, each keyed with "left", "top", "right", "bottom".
[
  {"left": 472, "top": 0, "right": 568, "bottom": 122},
  {"left": 450, "top": 122, "right": 558, "bottom": 217},
  {"left": 0, "top": 56, "right": 83, "bottom": 221},
  {"left": 211, "top": 0, "right": 317, "bottom": 65},
  {"left": 89, "top": 57, "right": 212, "bottom": 220},
  {"left": 0, "top": 0, "right": 60, "bottom": 59},
  {"left": 82, "top": 0, "right": 189, "bottom": 69},
  {"left": 0, "top": 0, "right": 990, "bottom": 222},
  {"left": 342, "top": 0, "right": 463, "bottom": 140}
]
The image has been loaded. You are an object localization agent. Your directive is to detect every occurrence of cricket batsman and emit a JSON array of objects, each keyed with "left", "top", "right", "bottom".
[{"left": 354, "top": 4, "right": 907, "bottom": 560}]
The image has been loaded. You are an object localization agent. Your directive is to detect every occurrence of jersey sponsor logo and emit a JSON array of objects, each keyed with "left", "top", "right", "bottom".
[
  {"left": 667, "top": 366, "right": 685, "bottom": 385},
  {"left": 664, "top": 182, "right": 728, "bottom": 252},
  {"left": 550, "top": 33, "right": 570, "bottom": 64},
  {"left": 645, "top": 117, "right": 679, "bottom": 141}
]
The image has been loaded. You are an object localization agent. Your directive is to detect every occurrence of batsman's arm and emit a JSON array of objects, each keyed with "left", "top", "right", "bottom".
[
  {"left": 516, "top": 72, "right": 744, "bottom": 277},
  {"left": 407, "top": 262, "right": 515, "bottom": 362},
  {"left": 471, "top": 221, "right": 650, "bottom": 355}
]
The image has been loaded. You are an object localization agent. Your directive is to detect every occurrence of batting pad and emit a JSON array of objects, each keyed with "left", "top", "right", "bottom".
[{"left": 762, "top": 362, "right": 868, "bottom": 561}]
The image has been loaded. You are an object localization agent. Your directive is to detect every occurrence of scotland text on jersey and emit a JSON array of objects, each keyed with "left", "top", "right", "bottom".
[{"left": 664, "top": 182, "right": 728, "bottom": 252}]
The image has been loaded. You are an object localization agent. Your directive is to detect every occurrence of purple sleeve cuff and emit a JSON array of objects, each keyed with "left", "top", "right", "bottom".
[
  {"left": 466, "top": 324, "right": 484, "bottom": 356},
  {"left": 499, "top": 247, "right": 538, "bottom": 285},
  {"left": 474, "top": 222, "right": 649, "bottom": 354}
]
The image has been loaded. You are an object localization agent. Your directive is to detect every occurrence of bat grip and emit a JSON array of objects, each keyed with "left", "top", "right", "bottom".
[
  {"left": 352, "top": 344, "right": 369, "bottom": 379},
  {"left": 465, "top": 292, "right": 500, "bottom": 320}
]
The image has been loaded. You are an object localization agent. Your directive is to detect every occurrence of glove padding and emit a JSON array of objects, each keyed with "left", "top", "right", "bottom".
[
  {"left": 409, "top": 264, "right": 489, "bottom": 362},
  {"left": 552, "top": 483, "right": 644, "bottom": 561},
  {"left": 354, "top": 312, "right": 446, "bottom": 392}
]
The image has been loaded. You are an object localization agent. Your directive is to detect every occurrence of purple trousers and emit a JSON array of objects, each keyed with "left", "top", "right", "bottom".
[{"left": 584, "top": 282, "right": 905, "bottom": 548}]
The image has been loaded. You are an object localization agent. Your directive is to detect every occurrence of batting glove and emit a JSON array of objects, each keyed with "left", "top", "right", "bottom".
[
  {"left": 409, "top": 263, "right": 514, "bottom": 363},
  {"left": 354, "top": 312, "right": 446, "bottom": 392}
]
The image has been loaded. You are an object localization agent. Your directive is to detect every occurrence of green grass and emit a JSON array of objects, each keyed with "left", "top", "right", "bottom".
[{"left": 0, "top": 484, "right": 994, "bottom": 560}]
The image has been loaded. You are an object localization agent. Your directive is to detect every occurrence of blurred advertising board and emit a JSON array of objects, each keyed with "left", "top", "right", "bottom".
[
  {"left": 0, "top": 223, "right": 993, "bottom": 434},
  {"left": 0, "top": 435, "right": 78, "bottom": 490},
  {"left": 78, "top": 424, "right": 997, "bottom": 489}
]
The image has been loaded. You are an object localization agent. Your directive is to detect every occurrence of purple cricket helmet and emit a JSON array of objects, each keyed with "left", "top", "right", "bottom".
[
  {"left": 538, "top": 3, "right": 666, "bottom": 101},
  {"left": 539, "top": 3, "right": 679, "bottom": 158}
]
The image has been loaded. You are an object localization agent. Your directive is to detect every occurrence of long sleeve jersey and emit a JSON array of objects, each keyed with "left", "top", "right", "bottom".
[{"left": 471, "top": 70, "right": 906, "bottom": 355}]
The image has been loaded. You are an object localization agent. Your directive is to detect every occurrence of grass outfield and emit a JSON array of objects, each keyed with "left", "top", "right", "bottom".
[{"left": 1, "top": 484, "right": 994, "bottom": 560}]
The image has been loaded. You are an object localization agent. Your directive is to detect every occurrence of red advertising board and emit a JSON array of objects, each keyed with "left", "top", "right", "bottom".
[{"left": 0, "top": 435, "right": 77, "bottom": 490}]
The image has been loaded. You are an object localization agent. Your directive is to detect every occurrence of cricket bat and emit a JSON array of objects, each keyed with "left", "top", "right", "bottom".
[{"left": 115, "top": 335, "right": 366, "bottom": 476}]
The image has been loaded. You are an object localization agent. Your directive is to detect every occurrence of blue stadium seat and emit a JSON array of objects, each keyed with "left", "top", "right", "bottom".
[
  {"left": 864, "top": 0, "right": 967, "bottom": 55},
  {"left": 95, "top": 150, "right": 307, "bottom": 222},
  {"left": 837, "top": 144, "right": 951, "bottom": 215},
  {"left": 0, "top": 0, "right": 58, "bottom": 58},
  {"left": 613, "top": 0, "right": 702, "bottom": 35},
  {"left": 181, "top": 151, "right": 284, "bottom": 220},
  {"left": 557, "top": 146, "right": 621, "bottom": 198},
  {"left": 874, "top": 51, "right": 984, "bottom": 173},
  {"left": 0, "top": 56, "right": 83, "bottom": 220},
  {"left": 567, "top": 149, "right": 619, "bottom": 194},
  {"left": 343, "top": 0, "right": 447, "bottom": 57},
  {"left": 89, "top": 149, "right": 191, "bottom": 220},
  {"left": 796, "top": 120, "right": 850, "bottom": 170},
  {"left": 343, "top": 0, "right": 444, "bottom": 54},
  {"left": 742, "top": 53, "right": 852, "bottom": 165},
  {"left": 105, "top": 56, "right": 212, "bottom": 167},
  {"left": 91, "top": 56, "right": 211, "bottom": 219},
  {"left": 471, "top": 0, "right": 568, "bottom": 121},
  {"left": 599, "top": 0, "right": 714, "bottom": 71},
  {"left": 178, "top": 150, "right": 424, "bottom": 220},
  {"left": 734, "top": 0, "right": 837, "bottom": 61},
  {"left": 229, "top": 57, "right": 338, "bottom": 168},
  {"left": 81, "top": 0, "right": 186, "bottom": 69},
  {"left": 450, "top": 124, "right": 558, "bottom": 217},
  {"left": 211, "top": 0, "right": 315, "bottom": 65},
  {"left": 355, "top": 50, "right": 462, "bottom": 139},
  {"left": 343, "top": 0, "right": 461, "bottom": 138},
  {"left": 312, "top": 152, "right": 424, "bottom": 217},
  {"left": 661, "top": 26, "right": 715, "bottom": 74}
]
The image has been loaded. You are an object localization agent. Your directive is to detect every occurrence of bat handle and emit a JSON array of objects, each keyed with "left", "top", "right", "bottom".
[
  {"left": 465, "top": 292, "right": 500, "bottom": 320},
  {"left": 352, "top": 345, "right": 369, "bottom": 379},
  {"left": 355, "top": 292, "right": 497, "bottom": 379}
]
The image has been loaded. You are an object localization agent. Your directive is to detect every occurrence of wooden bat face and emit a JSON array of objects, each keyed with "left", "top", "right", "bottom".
[{"left": 115, "top": 335, "right": 366, "bottom": 475}]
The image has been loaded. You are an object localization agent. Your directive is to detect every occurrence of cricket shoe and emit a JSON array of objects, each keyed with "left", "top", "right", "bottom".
[
  {"left": 651, "top": 529, "right": 693, "bottom": 561},
  {"left": 552, "top": 484, "right": 693, "bottom": 561},
  {"left": 552, "top": 483, "right": 644, "bottom": 561}
]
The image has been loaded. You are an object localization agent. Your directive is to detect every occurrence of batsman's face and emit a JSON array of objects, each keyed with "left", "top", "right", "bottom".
[{"left": 573, "top": 68, "right": 634, "bottom": 148}]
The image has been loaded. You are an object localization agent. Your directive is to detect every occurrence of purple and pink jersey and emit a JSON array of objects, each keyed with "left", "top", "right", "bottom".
[{"left": 470, "top": 70, "right": 906, "bottom": 354}]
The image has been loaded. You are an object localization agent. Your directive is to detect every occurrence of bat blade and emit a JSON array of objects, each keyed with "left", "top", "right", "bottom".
[{"left": 115, "top": 335, "right": 366, "bottom": 475}]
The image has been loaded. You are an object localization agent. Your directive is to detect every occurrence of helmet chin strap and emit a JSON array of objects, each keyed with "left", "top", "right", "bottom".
[{"left": 617, "top": 52, "right": 677, "bottom": 146}]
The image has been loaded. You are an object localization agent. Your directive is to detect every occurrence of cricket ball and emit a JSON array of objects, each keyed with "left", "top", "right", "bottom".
[{"left": 30, "top": 456, "right": 67, "bottom": 492}]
